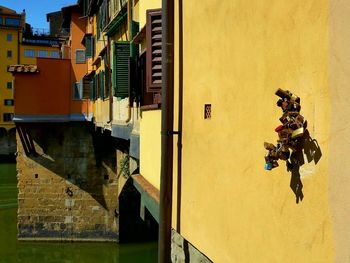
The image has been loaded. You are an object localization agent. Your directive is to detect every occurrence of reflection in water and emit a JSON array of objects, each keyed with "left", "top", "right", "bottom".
[{"left": 0, "top": 163, "right": 158, "bottom": 263}]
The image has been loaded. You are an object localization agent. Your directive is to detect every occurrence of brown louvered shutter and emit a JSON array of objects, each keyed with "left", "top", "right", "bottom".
[{"left": 146, "top": 9, "right": 162, "bottom": 93}]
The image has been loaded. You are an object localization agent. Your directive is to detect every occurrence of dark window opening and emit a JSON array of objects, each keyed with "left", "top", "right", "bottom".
[
  {"left": 4, "top": 99, "right": 14, "bottom": 106},
  {"left": 3, "top": 113, "right": 14, "bottom": 122},
  {"left": 75, "top": 49, "right": 86, "bottom": 64},
  {"left": 5, "top": 18, "right": 20, "bottom": 27}
]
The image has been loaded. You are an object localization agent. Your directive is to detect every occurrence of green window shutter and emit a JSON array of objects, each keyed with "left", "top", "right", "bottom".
[
  {"left": 114, "top": 42, "right": 130, "bottom": 98},
  {"left": 131, "top": 21, "right": 139, "bottom": 59},
  {"left": 92, "top": 36, "right": 95, "bottom": 58},
  {"left": 99, "top": 71, "right": 105, "bottom": 99},
  {"left": 89, "top": 79, "right": 94, "bottom": 100},
  {"left": 93, "top": 75, "right": 97, "bottom": 100},
  {"left": 112, "top": 45, "right": 116, "bottom": 92},
  {"left": 97, "top": 15, "right": 101, "bottom": 39},
  {"left": 86, "top": 36, "right": 92, "bottom": 58},
  {"left": 105, "top": 67, "right": 110, "bottom": 98}
]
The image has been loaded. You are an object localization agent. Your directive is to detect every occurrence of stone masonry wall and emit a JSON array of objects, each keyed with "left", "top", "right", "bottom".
[
  {"left": 172, "top": 230, "right": 213, "bottom": 263},
  {"left": 16, "top": 123, "right": 119, "bottom": 241}
]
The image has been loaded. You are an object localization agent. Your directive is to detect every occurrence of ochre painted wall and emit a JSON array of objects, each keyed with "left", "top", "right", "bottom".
[
  {"left": 69, "top": 13, "right": 91, "bottom": 118},
  {"left": 70, "top": 12, "right": 88, "bottom": 83},
  {"left": 138, "top": 0, "right": 161, "bottom": 28},
  {"left": 140, "top": 110, "right": 161, "bottom": 189},
  {"left": 176, "top": 1, "right": 334, "bottom": 262},
  {"left": 133, "top": 0, "right": 139, "bottom": 22},
  {"left": 90, "top": 13, "right": 110, "bottom": 127},
  {"left": 136, "top": 0, "right": 162, "bottom": 191},
  {"left": 328, "top": 0, "right": 350, "bottom": 262},
  {"left": 0, "top": 28, "right": 19, "bottom": 130}
]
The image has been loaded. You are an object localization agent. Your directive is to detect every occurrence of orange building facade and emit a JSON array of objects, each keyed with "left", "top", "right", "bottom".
[{"left": 10, "top": 5, "right": 92, "bottom": 122}]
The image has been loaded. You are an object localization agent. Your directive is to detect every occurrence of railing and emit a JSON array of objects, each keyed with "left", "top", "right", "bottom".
[
  {"left": 31, "top": 28, "right": 50, "bottom": 36},
  {"left": 23, "top": 27, "right": 70, "bottom": 38}
]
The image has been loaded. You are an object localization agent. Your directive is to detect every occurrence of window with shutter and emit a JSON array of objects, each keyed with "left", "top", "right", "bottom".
[
  {"left": 97, "top": 0, "right": 107, "bottom": 38},
  {"left": 138, "top": 52, "right": 153, "bottom": 106},
  {"left": 3, "top": 113, "right": 14, "bottom": 122},
  {"left": 97, "top": 14, "right": 101, "bottom": 39},
  {"left": 85, "top": 36, "right": 93, "bottom": 58},
  {"left": 103, "top": 53, "right": 110, "bottom": 99},
  {"left": 99, "top": 71, "right": 105, "bottom": 99},
  {"left": 82, "top": 78, "right": 90, "bottom": 99},
  {"left": 96, "top": 73, "right": 100, "bottom": 98},
  {"left": 105, "top": 67, "right": 110, "bottom": 99},
  {"left": 92, "top": 36, "right": 95, "bottom": 58},
  {"left": 146, "top": 9, "right": 162, "bottom": 93},
  {"left": 89, "top": 79, "right": 95, "bottom": 100},
  {"left": 113, "top": 42, "right": 130, "bottom": 98},
  {"left": 93, "top": 74, "right": 98, "bottom": 100}
]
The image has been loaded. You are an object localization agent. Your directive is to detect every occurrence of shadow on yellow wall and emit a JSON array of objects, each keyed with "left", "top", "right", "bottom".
[{"left": 287, "top": 130, "right": 322, "bottom": 203}]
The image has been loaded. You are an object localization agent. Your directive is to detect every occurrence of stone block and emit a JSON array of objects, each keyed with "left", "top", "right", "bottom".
[
  {"left": 65, "top": 199, "right": 75, "bottom": 207},
  {"left": 64, "top": 216, "right": 73, "bottom": 224}
]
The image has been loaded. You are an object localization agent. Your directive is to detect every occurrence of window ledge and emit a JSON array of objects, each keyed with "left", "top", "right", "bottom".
[{"left": 140, "top": 104, "right": 161, "bottom": 112}]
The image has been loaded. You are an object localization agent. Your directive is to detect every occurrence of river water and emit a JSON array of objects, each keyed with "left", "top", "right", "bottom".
[{"left": 0, "top": 162, "right": 158, "bottom": 263}]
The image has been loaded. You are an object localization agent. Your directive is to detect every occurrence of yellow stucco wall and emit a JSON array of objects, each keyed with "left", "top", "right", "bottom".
[
  {"left": 176, "top": 1, "right": 334, "bottom": 262},
  {"left": 328, "top": 0, "right": 350, "bottom": 262},
  {"left": 20, "top": 45, "right": 60, "bottom": 65},
  {"left": 138, "top": 0, "right": 161, "bottom": 28},
  {"left": 133, "top": 0, "right": 139, "bottom": 22},
  {"left": 140, "top": 110, "right": 161, "bottom": 189},
  {"left": 0, "top": 28, "right": 19, "bottom": 129}
]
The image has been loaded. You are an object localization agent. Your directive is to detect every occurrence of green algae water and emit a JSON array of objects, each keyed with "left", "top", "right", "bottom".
[{"left": 0, "top": 162, "right": 157, "bottom": 263}]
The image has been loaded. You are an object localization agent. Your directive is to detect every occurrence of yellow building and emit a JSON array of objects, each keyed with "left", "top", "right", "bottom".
[
  {"left": 20, "top": 41, "right": 60, "bottom": 65},
  {"left": 0, "top": 6, "right": 24, "bottom": 131},
  {"left": 0, "top": 6, "right": 60, "bottom": 132},
  {"left": 36, "top": 0, "right": 350, "bottom": 261},
  {"left": 136, "top": 0, "right": 350, "bottom": 262}
]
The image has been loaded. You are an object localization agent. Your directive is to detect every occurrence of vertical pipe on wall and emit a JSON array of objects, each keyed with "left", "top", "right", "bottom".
[
  {"left": 176, "top": 0, "right": 183, "bottom": 234},
  {"left": 159, "top": 0, "right": 174, "bottom": 262},
  {"left": 108, "top": 38, "right": 113, "bottom": 122}
]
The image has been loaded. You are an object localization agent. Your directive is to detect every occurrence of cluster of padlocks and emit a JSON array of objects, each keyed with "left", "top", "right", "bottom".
[{"left": 264, "top": 89, "right": 307, "bottom": 170}]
